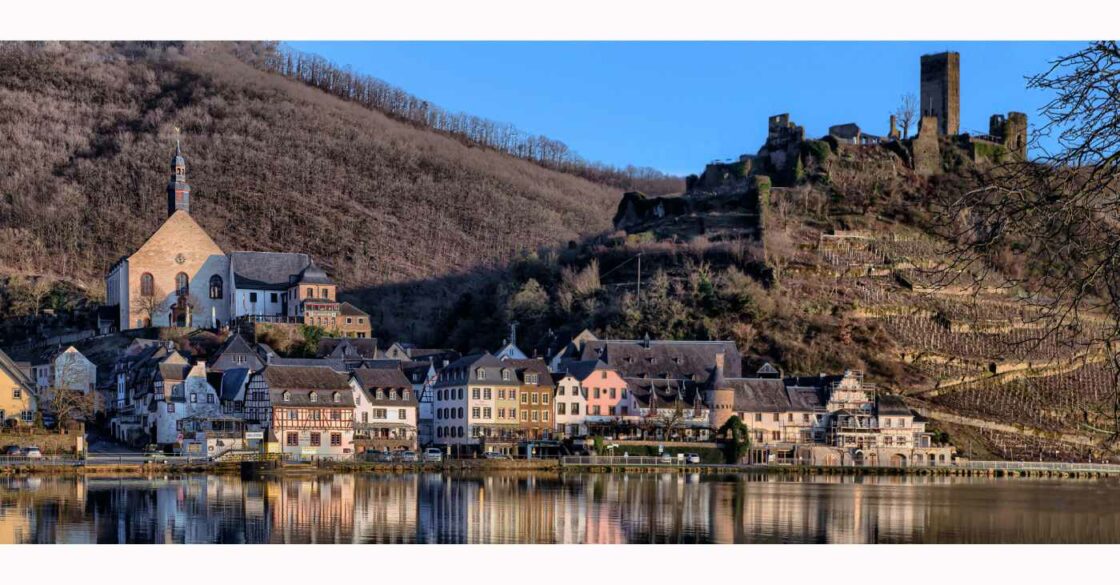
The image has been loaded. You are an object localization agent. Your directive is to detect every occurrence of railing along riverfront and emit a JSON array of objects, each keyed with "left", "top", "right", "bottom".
[{"left": 560, "top": 456, "right": 1120, "bottom": 474}]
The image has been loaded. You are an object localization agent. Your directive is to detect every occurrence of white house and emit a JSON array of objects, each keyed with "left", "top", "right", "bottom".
[
  {"left": 552, "top": 371, "right": 588, "bottom": 438},
  {"left": 351, "top": 366, "right": 419, "bottom": 451},
  {"left": 146, "top": 357, "right": 221, "bottom": 446}
]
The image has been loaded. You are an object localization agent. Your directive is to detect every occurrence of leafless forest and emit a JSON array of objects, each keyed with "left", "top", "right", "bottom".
[{"left": 0, "top": 41, "right": 659, "bottom": 326}]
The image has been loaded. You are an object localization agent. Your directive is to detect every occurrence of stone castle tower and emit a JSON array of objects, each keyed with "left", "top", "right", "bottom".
[
  {"left": 167, "top": 140, "right": 191, "bottom": 216},
  {"left": 707, "top": 353, "right": 736, "bottom": 430},
  {"left": 920, "top": 51, "right": 960, "bottom": 136}
]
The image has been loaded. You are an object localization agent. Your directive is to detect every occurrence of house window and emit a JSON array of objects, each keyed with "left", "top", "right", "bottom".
[
  {"left": 190, "top": 393, "right": 197, "bottom": 403},
  {"left": 234, "top": 355, "right": 247, "bottom": 364},
  {"left": 502, "top": 370, "right": 511, "bottom": 381},
  {"left": 772, "top": 431, "right": 780, "bottom": 440},
  {"left": 140, "top": 273, "right": 155, "bottom": 297},
  {"left": 472, "top": 407, "right": 480, "bottom": 419},
  {"left": 527, "top": 374, "right": 538, "bottom": 384},
  {"left": 403, "top": 390, "right": 409, "bottom": 400},
  {"left": 592, "top": 406, "right": 601, "bottom": 416},
  {"left": 270, "top": 293, "right": 278, "bottom": 303},
  {"left": 520, "top": 393, "right": 528, "bottom": 404},
  {"left": 571, "top": 403, "right": 580, "bottom": 415},
  {"left": 510, "top": 408, "right": 516, "bottom": 419},
  {"left": 167, "top": 403, "right": 175, "bottom": 413},
  {"left": 478, "top": 369, "right": 486, "bottom": 381},
  {"left": 773, "top": 413, "right": 780, "bottom": 422},
  {"left": 321, "top": 288, "right": 330, "bottom": 299},
  {"left": 12, "top": 388, "right": 21, "bottom": 399},
  {"left": 346, "top": 317, "right": 353, "bottom": 324},
  {"left": 288, "top": 410, "right": 297, "bottom": 420},
  {"left": 373, "top": 409, "right": 387, "bottom": 419},
  {"left": 209, "top": 275, "right": 223, "bottom": 299},
  {"left": 754, "top": 413, "right": 762, "bottom": 422},
  {"left": 333, "top": 392, "right": 341, "bottom": 403},
  {"left": 286, "top": 432, "right": 298, "bottom": 446},
  {"left": 609, "top": 388, "right": 616, "bottom": 400},
  {"left": 558, "top": 386, "right": 565, "bottom": 396},
  {"left": 601, "top": 371, "right": 607, "bottom": 379},
  {"left": 306, "top": 287, "right": 313, "bottom": 298},
  {"left": 498, "top": 408, "right": 505, "bottom": 419},
  {"left": 593, "top": 388, "right": 601, "bottom": 399},
  {"left": 472, "top": 388, "right": 481, "bottom": 400},
  {"left": 330, "top": 410, "right": 341, "bottom": 421},
  {"left": 483, "top": 407, "right": 492, "bottom": 418},
  {"left": 521, "top": 410, "right": 529, "bottom": 421},
  {"left": 175, "top": 272, "right": 189, "bottom": 296},
  {"left": 542, "top": 411, "right": 549, "bottom": 422},
  {"left": 398, "top": 408, "right": 406, "bottom": 420},
  {"left": 309, "top": 392, "right": 318, "bottom": 402},
  {"left": 310, "top": 432, "right": 321, "bottom": 446},
  {"left": 283, "top": 391, "right": 291, "bottom": 402},
  {"left": 249, "top": 292, "right": 258, "bottom": 303},
  {"left": 330, "top": 433, "right": 341, "bottom": 446},
  {"left": 483, "top": 388, "right": 492, "bottom": 400},
  {"left": 541, "top": 393, "right": 550, "bottom": 405},
  {"left": 531, "top": 411, "right": 539, "bottom": 422},
  {"left": 557, "top": 403, "right": 566, "bottom": 415}
]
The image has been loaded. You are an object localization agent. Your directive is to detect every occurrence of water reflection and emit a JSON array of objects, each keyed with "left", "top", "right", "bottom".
[{"left": 2, "top": 472, "right": 1120, "bottom": 544}]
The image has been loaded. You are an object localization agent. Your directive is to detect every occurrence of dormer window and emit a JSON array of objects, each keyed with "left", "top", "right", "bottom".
[
  {"left": 478, "top": 369, "right": 486, "bottom": 381},
  {"left": 403, "top": 390, "right": 410, "bottom": 400},
  {"left": 333, "top": 392, "right": 341, "bottom": 403},
  {"left": 502, "top": 370, "right": 511, "bottom": 381},
  {"left": 309, "top": 392, "right": 318, "bottom": 402},
  {"left": 283, "top": 391, "right": 291, "bottom": 402}
]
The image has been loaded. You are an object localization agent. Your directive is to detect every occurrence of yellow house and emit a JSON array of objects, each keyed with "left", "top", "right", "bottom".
[{"left": 0, "top": 349, "right": 37, "bottom": 425}]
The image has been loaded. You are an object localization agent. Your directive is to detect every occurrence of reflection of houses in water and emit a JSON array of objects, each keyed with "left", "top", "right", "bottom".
[
  {"left": 706, "top": 475, "right": 938, "bottom": 544},
  {"left": 266, "top": 475, "right": 355, "bottom": 543},
  {"left": 417, "top": 473, "right": 469, "bottom": 543},
  {"left": 352, "top": 474, "right": 418, "bottom": 543}
]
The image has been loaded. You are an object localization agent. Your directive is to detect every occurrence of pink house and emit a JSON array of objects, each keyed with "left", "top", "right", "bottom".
[{"left": 559, "top": 360, "right": 630, "bottom": 422}]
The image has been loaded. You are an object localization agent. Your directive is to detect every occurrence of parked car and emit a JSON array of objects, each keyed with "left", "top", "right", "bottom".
[
  {"left": 484, "top": 451, "right": 511, "bottom": 460},
  {"left": 423, "top": 448, "right": 443, "bottom": 462},
  {"left": 686, "top": 453, "right": 701, "bottom": 464},
  {"left": 397, "top": 451, "right": 418, "bottom": 463},
  {"left": 366, "top": 450, "right": 393, "bottom": 463},
  {"left": 22, "top": 446, "right": 43, "bottom": 459},
  {"left": 144, "top": 444, "right": 167, "bottom": 461},
  {"left": 3, "top": 445, "right": 22, "bottom": 457}
]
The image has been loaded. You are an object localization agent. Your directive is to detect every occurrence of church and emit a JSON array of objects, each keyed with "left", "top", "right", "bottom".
[{"left": 104, "top": 143, "right": 372, "bottom": 338}]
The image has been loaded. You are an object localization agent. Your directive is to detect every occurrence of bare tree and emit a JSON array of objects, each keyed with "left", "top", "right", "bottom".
[
  {"left": 928, "top": 42, "right": 1120, "bottom": 439},
  {"left": 896, "top": 93, "right": 917, "bottom": 139},
  {"left": 132, "top": 284, "right": 167, "bottom": 328}
]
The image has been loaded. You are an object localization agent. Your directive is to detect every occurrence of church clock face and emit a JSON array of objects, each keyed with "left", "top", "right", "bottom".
[{"left": 175, "top": 253, "right": 186, "bottom": 265}]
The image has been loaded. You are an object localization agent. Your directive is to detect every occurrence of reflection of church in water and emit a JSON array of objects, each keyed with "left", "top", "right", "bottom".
[{"left": 105, "top": 142, "right": 363, "bottom": 335}]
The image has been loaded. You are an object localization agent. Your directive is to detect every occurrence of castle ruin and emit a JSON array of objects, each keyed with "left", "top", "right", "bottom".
[{"left": 920, "top": 51, "right": 960, "bottom": 137}]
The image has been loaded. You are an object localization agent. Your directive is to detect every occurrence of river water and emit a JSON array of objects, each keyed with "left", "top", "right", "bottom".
[{"left": 2, "top": 472, "right": 1119, "bottom": 544}]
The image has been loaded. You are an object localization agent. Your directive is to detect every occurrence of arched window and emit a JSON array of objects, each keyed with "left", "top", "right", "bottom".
[
  {"left": 309, "top": 392, "right": 318, "bottom": 402},
  {"left": 282, "top": 391, "right": 291, "bottom": 402},
  {"left": 332, "top": 392, "right": 340, "bottom": 403},
  {"left": 209, "top": 275, "right": 223, "bottom": 299},
  {"left": 175, "top": 272, "right": 189, "bottom": 296},
  {"left": 140, "top": 273, "right": 155, "bottom": 297}
]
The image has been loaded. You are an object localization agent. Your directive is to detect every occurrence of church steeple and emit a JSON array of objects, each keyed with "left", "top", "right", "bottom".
[{"left": 167, "top": 136, "right": 190, "bottom": 216}]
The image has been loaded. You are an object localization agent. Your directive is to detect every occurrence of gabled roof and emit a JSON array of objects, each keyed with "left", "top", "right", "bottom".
[
  {"left": 719, "top": 377, "right": 826, "bottom": 413},
  {"left": 339, "top": 302, "right": 368, "bottom": 317},
  {"left": 209, "top": 334, "right": 265, "bottom": 372},
  {"left": 266, "top": 357, "right": 348, "bottom": 372},
  {"left": 218, "top": 368, "right": 252, "bottom": 402},
  {"left": 318, "top": 337, "right": 380, "bottom": 360},
  {"left": 437, "top": 353, "right": 518, "bottom": 386},
  {"left": 353, "top": 366, "right": 413, "bottom": 390},
  {"left": 556, "top": 359, "right": 611, "bottom": 382},
  {"left": 502, "top": 358, "right": 554, "bottom": 387},
  {"left": 578, "top": 338, "right": 742, "bottom": 380},
  {"left": 229, "top": 251, "right": 310, "bottom": 291},
  {"left": 262, "top": 365, "right": 352, "bottom": 393},
  {"left": 877, "top": 394, "right": 913, "bottom": 416},
  {"left": 0, "top": 347, "right": 34, "bottom": 390},
  {"left": 626, "top": 378, "right": 707, "bottom": 409}
]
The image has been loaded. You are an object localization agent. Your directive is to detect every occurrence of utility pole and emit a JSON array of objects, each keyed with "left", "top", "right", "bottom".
[{"left": 636, "top": 252, "right": 642, "bottom": 307}]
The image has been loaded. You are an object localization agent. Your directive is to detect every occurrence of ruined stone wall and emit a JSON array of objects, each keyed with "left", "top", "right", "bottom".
[{"left": 911, "top": 116, "right": 942, "bottom": 177}]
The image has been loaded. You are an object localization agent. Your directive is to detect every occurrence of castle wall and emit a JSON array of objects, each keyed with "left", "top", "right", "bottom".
[{"left": 920, "top": 52, "right": 960, "bottom": 136}]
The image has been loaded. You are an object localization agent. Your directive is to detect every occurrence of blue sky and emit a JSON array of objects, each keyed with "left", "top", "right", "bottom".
[{"left": 288, "top": 41, "right": 1084, "bottom": 176}]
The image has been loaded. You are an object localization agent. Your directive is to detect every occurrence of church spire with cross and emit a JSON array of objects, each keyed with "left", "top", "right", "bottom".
[{"left": 167, "top": 130, "right": 191, "bottom": 217}]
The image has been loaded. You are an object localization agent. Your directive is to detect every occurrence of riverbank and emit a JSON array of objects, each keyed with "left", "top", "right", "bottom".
[{"left": 5, "top": 457, "right": 1120, "bottom": 479}]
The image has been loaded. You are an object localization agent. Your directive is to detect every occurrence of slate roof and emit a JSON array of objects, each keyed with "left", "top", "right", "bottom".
[
  {"left": 296, "top": 261, "right": 333, "bottom": 285},
  {"left": 877, "top": 394, "right": 912, "bottom": 416},
  {"left": 555, "top": 359, "right": 611, "bottom": 382},
  {"left": 578, "top": 338, "right": 742, "bottom": 380},
  {"left": 626, "top": 378, "right": 707, "bottom": 409},
  {"left": 719, "top": 378, "right": 825, "bottom": 413},
  {"left": 318, "top": 337, "right": 380, "bottom": 360},
  {"left": 158, "top": 361, "right": 192, "bottom": 382},
  {"left": 436, "top": 353, "right": 518, "bottom": 387},
  {"left": 262, "top": 365, "right": 354, "bottom": 407},
  {"left": 209, "top": 334, "right": 265, "bottom": 372},
  {"left": 502, "top": 358, "right": 555, "bottom": 388},
  {"left": 353, "top": 367, "right": 418, "bottom": 407},
  {"left": 266, "top": 357, "right": 348, "bottom": 372},
  {"left": 339, "top": 302, "right": 368, "bottom": 316},
  {"left": 229, "top": 251, "right": 311, "bottom": 291},
  {"left": 219, "top": 368, "right": 252, "bottom": 402}
]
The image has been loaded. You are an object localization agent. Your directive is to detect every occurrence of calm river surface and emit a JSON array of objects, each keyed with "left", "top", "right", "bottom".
[{"left": 3, "top": 472, "right": 1119, "bottom": 544}]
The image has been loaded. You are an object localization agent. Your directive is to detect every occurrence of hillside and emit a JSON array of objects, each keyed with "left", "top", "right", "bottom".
[
  {"left": 440, "top": 132, "right": 1119, "bottom": 462},
  {"left": 0, "top": 41, "right": 624, "bottom": 323}
]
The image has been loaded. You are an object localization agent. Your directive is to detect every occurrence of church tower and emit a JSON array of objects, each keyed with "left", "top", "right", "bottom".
[{"left": 167, "top": 140, "right": 191, "bottom": 216}]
